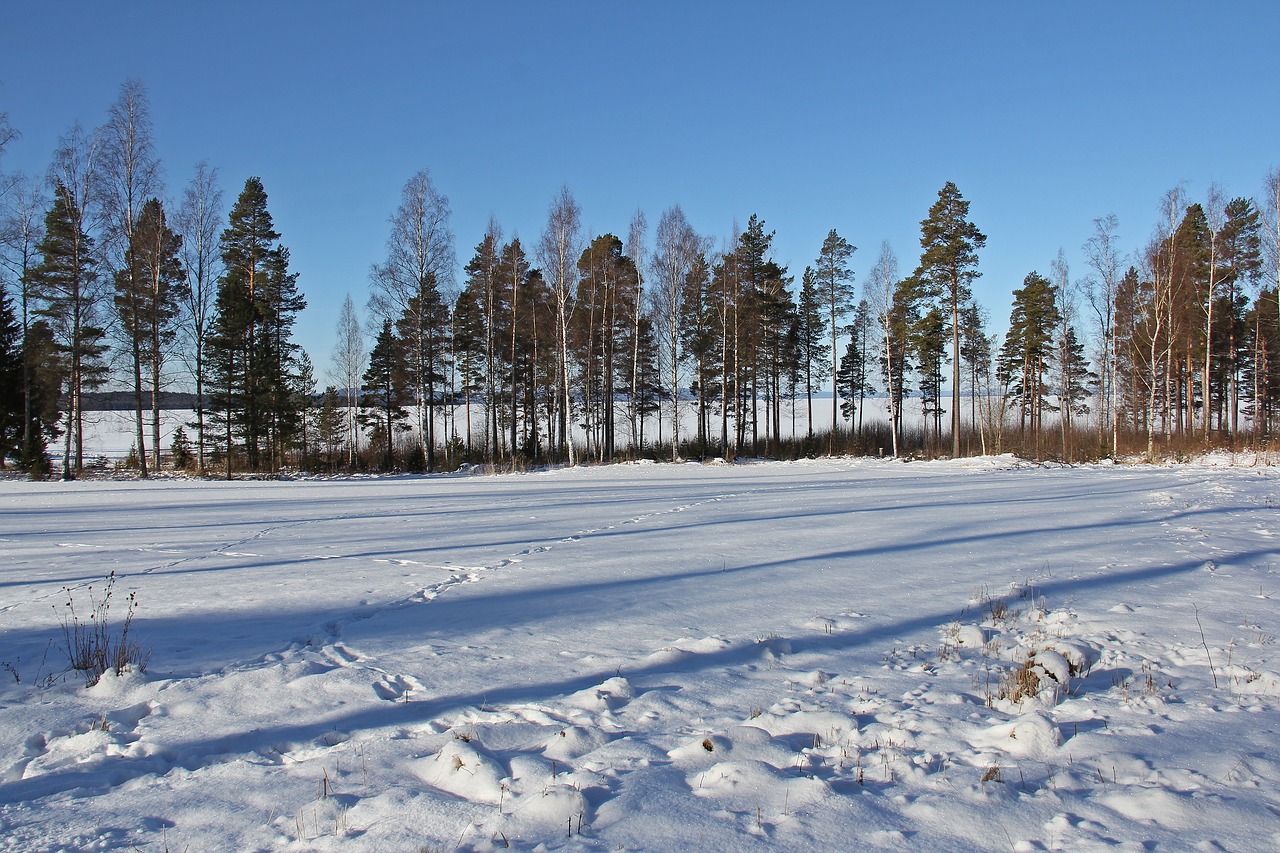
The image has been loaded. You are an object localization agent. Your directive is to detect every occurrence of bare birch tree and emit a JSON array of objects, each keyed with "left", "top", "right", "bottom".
[
  {"left": 368, "top": 169, "right": 454, "bottom": 468},
  {"left": 650, "top": 205, "right": 702, "bottom": 461},
  {"left": 865, "top": 241, "right": 900, "bottom": 457},
  {"left": 1083, "top": 213, "right": 1122, "bottom": 455},
  {"left": 45, "top": 122, "right": 105, "bottom": 477},
  {"left": 624, "top": 209, "right": 648, "bottom": 449},
  {"left": 174, "top": 162, "right": 224, "bottom": 472},
  {"left": 1263, "top": 168, "right": 1280, "bottom": 343},
  {"left": 332, "top": 294, "right": 365, "bottom": 466},
  {"left": 538, "top": 186, "right": 582, "bottom": 464},
  {"left": 101, "top": 79, "right": 163, "bottom": 473},
  {"left": 1200, "top": 183, "right": 1226, "bottom": 440}
]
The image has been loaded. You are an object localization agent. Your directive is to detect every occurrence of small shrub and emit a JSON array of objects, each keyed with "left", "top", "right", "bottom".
[
  {"left": 57, "top": 571, "right": 149, "bottom": 687},
  {"left": 998, "top": 658, "right": 1041, "bottom": 703},
  {"left": 170, "top": 427, "right": 194, "bottom": 471}
]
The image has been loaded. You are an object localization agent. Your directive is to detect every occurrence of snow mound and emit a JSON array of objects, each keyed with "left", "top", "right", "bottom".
[
  {"left": 972, "top": 712, "right": 1061, "bottom": 759},
  {"left": 413, "top": 737, "right": 507, "bottom": 804},
  {"left": 543, "top": 725, "right": 610, "bottom": 761},
  {"left": 565, "top": 675, "right": 634, "bottom": 712}
]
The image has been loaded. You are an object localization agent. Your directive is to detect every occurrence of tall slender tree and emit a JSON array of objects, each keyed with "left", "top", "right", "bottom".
[
  {"left": 539, "top": 186, "right": 583, "bottom": 463},
  {"left": 208, "top": 177, "right": 303, "bottom": 475},
  {"left": 359, "top": 319, "right": 411, "bottom": 470},
  {"left": 814, "top": 229, "right": 856, "bottom": 450},
  {"left": 32, "top": 186, "right": 107, "bottom": 479},
  {"left": 0, "top": 174, "right": 49, "bottom": 474},
  {"left": 0, "top": 288, "right": 23, "bottom": 463},
  {"left": 101, "top": 80, "right": 163, "bottom": 470},
  {"left": 174, "top": 162, "right": 224, "bottom": 472},
  {"left": 462, "top": 222, "right": 503, "bottom": 460},
  {"left": 794, "top": 266, "right": 829, "bottom": 439},
  {"left": 114, "top": 198, "right": 185, "bottom": 472},
  {"left": 369, "top": 170, "right": 455, "bottom": 467},
  {"left": 331, "top": 294, "right": 365, "bottom": 467},
  {"left": 1083, "top": 213, "right": 1122, "bottom": 455},
  {"left": 651, "top": 205, "right": 702, "bottom": 460},
  {"left": 1217, "top": 197, "right": 1263, "bottom": 435},
  {"left": 915, "top": 182, "right": 986, "bottom": 457},
  {"left": 865, "top": 242, "right": 902, "bottom": 456}
]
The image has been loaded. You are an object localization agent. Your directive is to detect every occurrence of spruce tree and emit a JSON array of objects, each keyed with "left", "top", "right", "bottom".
[
  {"left": 359, "top": 319, "right": 411, "bottom": 470},
  {"left": 315, "top": 386, "right": 344, "bottom": 471}
]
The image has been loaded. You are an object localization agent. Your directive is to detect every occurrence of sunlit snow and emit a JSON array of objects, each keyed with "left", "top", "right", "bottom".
[{"left": 2, "top": 458, "right": 1279, "bottom": 850}]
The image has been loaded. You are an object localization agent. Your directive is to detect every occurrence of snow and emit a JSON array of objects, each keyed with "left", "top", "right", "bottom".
[{"left": 1, "top": 458, "right": 1279, "bottom": 851}]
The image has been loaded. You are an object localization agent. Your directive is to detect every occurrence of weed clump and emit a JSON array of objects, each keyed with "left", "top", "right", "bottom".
[{"left": 57, "top": 571, "right": 149, "bottom": 687}]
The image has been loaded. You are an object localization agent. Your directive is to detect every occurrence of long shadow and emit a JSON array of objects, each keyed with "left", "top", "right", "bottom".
[
  {"left": 2, "top": 478, "right": 1233, "bottom": 593},
  {"left": 0, "top": 551, "right": 1252, "bottom": 806}
]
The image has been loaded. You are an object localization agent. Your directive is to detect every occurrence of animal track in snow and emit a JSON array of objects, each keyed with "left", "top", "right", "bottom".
[{"left": 373, "top": 673, "right": 426, "bottom": 702}]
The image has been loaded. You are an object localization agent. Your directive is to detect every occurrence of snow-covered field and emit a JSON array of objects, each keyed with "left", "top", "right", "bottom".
[{"left": 2, "top": 458, "right": 1279, "bottom": 851}]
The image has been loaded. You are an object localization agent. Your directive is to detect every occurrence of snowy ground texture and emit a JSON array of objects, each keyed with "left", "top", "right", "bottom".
[{"left": 2, "top": 457, "right": 1279, "bottom": 851}]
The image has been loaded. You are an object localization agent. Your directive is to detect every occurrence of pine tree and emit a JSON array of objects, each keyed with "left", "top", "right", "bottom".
[
  {"left": 1057, "top": 325, "right": 1096, "bottom": 422},
  {"left": 959, "top": 301, "right": 992, "bottom": 452},
  {"left": 814, "top": 229, "right": 856, "bottom": 450},
  {"left": 1216, "top": 198, "right": 1263, "bottom": 435},
  {"left": 679, "top": 252, "right": 719, "bottom": 457},
  {"left": 31, "top": 185, "right": 107, "bottom": 479},
  {"left": 359, "top": 319, "right": 411, "bottom": 470},
  {"left": 462, "top": 228, "right": 504, "bottom": 460},
  {"left": 913, "top": 307, "right": 949, "bottom": 451},
  {"left": 794, "top": 267, "right": 829, "bottom": 439},
  {"left": 915, "top": 182, "right": 986, "bottom": 457},
  {"left": 207, "top": 178, "right": 303, "bottom": 476},
  {"left": 836, "top": 301, "right": 875, "bottom": 434},
  {"left": 999, "top": 272, "right": 1061, "bottom": 451},
  {"left": 395, "top": 272, "right": 449, "bottom": 471},
  {"left": 451, "top": 286, "right": 485, "bottom": 454},
  {"left": 114, "top": 197, "right": 186, "bottom": 475}
]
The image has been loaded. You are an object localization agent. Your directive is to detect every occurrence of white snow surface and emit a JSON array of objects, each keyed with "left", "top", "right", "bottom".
[{"left": 2, "top": 458, "right": 1279, "bottom": 851}]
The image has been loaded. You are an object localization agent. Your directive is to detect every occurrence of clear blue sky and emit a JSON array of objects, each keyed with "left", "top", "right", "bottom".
[{"left": 3, "top": 1, "right": 1278, "bottom": 382}]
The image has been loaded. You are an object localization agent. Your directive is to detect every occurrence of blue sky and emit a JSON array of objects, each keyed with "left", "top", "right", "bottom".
[{"left": 3, "top": 1, "right": 1278, "bottom": 382}]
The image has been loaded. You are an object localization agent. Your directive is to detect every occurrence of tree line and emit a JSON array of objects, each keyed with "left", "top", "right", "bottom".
[{"left": 2, "top": 80, "right": 1279, "bottom": 478}]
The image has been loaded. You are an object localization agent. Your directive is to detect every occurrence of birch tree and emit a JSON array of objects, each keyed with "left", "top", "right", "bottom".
[
  {"left": 101, "top": 79, "right": 162, "bottom": 472},
  {"left": 331, "top": 293, "right": 364, "bottom": 466},
  {"left": 42, "top": 124, "right": 105, "bottom": 478},
  {"left": 1083, "top": 213, "right": 1122, "bottom": 455},
  {"left": 865, "top": 241, "right": 901, "bottom": 457},
  {"left": 174, "top": 162, "right": 224, "bottom": 472},
  {"left": 650, "top": 205, "right": 702, "bottom": 461},
  {"left": 538, "top": 186, "right": 582, "bottom": 464},
  {"left": 369, "top": 170, "right": 454, "bottom": 470}
]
